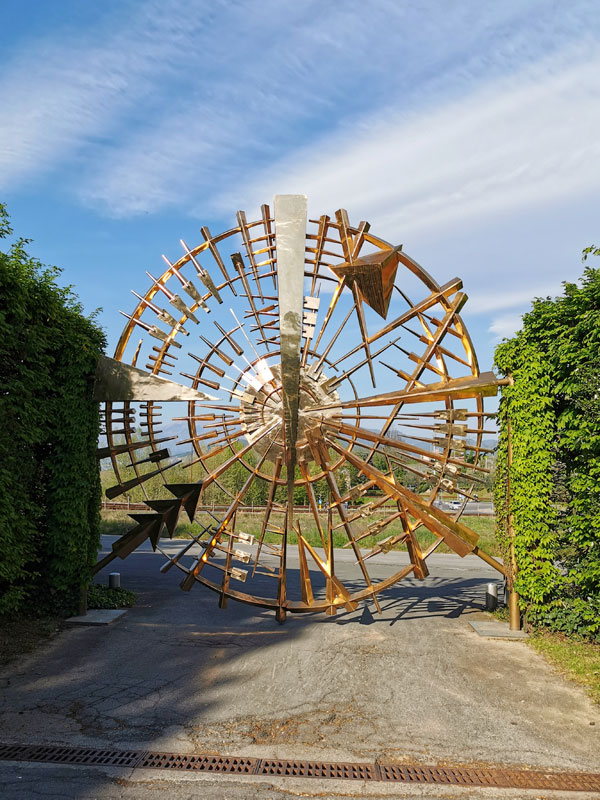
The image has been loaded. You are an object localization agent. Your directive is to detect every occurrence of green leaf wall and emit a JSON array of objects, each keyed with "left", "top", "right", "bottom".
[
  {"left": 495, "top": 265, "right": 600, "bottom": 638},
  {"left": 0, "top": 204, "right": 106, "bottom": 615}
]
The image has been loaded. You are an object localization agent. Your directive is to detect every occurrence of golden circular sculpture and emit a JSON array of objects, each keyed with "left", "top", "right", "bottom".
[{"left": 94, "top": 196, "right": 504, "bottom": 622}]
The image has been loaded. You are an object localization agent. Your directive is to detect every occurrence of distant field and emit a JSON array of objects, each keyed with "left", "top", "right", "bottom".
[{"left": 100, "top": 509, "right": 499, "bottom": 556}]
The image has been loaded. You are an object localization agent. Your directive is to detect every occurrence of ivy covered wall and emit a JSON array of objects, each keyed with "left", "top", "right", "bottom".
[
  {"left": 0, "top": 204, "right": 106, "bottom": 615},
  {"left": 494, "top": 263, "right": 600, "bottom": 638}
]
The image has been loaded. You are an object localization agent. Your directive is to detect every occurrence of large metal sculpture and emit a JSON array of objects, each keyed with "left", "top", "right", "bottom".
[{"left": 94, "top": 195, "right": 505, "bottom": 621}]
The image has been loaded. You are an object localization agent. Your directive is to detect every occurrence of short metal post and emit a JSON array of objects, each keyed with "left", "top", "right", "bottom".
[
  {"left": 485, "top": 582, "right": 498, "bottom": 611},
  {"left": 109, "top": 572, "right": 121, "bottom": 590}
]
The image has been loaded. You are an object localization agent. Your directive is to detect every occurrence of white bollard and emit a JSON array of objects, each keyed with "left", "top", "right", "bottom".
[{"left": 485, "top": 582, "right": 498, "bottom": 611}]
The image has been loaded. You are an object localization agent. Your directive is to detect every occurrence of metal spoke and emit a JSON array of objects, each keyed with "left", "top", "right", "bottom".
[{"left": 94, "top": 196, "right": 499, "bottom": 620}]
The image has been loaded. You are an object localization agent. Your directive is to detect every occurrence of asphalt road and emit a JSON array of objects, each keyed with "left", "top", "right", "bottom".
[{"left": 0, "top": 536, "right": 598, "bottom": 799}]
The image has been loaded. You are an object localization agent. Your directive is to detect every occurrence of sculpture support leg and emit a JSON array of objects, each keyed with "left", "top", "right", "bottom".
[{"left": 506, "top": 394, "right": 522, "bottom": 631}]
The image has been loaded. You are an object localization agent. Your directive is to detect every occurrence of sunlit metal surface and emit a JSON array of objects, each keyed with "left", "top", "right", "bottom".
[{"left": 94, "top": 195, "right": 504, "bottom": 619}]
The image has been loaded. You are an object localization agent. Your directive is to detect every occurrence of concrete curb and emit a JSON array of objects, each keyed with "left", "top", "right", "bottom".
[
  {"left": 65, "top": 609, "right": 128, "bottom": 626},
  {"left": 469, "top": 619, "right": 528, "bottom": 640}
]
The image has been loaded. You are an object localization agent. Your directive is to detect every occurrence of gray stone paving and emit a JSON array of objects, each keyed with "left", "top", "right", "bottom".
[{"left": 0, "top": 535, "right": 598, "bottom": 798}]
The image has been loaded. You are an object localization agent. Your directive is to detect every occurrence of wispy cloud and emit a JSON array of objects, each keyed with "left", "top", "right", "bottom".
[
  {"left": 1, "top": 0, "right": 599, "bottom": 229},
  {"left": 467, "top": 283, "right": 563, "bottom": 315},
  {"left": 0, "top": 0, "right": 229, "bottom": 190},
  {"left": 489, "top": 313, "right": 524, "bottom": 341},
  {"left": 224, "top": 41, "right": 600, "bottom": 241},
  {"left": 71, "top": 1, "right": 600, "bottom": 216}
]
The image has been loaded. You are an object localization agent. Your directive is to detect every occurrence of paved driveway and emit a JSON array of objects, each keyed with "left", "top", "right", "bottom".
[{"left": 1, "top": 536, "right": 598, "bottom": 798}]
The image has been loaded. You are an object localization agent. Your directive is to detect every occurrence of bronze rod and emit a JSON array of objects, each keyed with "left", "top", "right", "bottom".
[{"left": 506, "top": 374, "right": 521, "bottom": 629}]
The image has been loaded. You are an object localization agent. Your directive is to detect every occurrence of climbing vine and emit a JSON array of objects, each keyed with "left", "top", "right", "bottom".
[
  {"left": 495, "top": 263, "right": 600, "bottom": 638},
  {"left": 494, "top": 338, "right": 562, "bottom": 606}
]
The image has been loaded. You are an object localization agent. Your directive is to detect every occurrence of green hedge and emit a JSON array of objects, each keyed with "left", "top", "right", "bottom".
[
  {"left": 495, "top": 263, "right": 600, "bottom": 638},
  {"left": 0, "top": 203, "right": 105, "bottom": 615}
]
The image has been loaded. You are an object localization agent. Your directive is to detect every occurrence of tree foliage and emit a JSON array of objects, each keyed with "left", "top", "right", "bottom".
[
  {"left": 495, "top": 262, "right": 600, "bottom": 638},
  {"left": 0, "top": 203, "right": 106, "bottom": 615}
]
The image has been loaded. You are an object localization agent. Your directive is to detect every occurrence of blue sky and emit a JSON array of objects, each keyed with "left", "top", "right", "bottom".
[{"left": 2, "top": 0, "right": 600, "bottom": 375}]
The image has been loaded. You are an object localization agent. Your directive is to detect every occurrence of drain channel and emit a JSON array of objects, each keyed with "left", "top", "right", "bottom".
[{"left": 1, "top": 743, "right": 599, "bottom": 792}]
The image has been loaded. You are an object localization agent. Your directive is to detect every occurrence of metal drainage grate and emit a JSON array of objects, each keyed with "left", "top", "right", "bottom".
[
  {"left": 0, "top": 743, "right": 142, "bottom": 768},
  {"left": 380, "top": 764, "right": 486, "bottom": 784},
  {"left": 139, "top": 753, "right": 258, "bottom": 773},
  {"left": 1, "top": 742, "right": 600, "bottom": 792},
  {"left": 377, "top": 764, "right": 600, "bottom": 792},
  {"left": 260, "top": 759, "right": 377, "bottom": 781}
]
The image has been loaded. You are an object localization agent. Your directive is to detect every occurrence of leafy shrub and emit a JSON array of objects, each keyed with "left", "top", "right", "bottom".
[
  {"left": 495, "top": 262, "right": 600, "bottom": 640},
  {"left": 87, "top": 584, "right": 136, "bottom": 610},
  {"left": 0, "top": 203, "right": 105, "bottom": 615},
  {"left": 530, "top": 597, "right": 600, "bottom": 638}
]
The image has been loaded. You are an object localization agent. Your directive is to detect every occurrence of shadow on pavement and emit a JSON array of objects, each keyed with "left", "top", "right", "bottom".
[
  {"left": 0, "top": 550, "right": 494, "bottom": 798},
  {"left": 333, "top": 576, "right": 490, "bottom": 626}
]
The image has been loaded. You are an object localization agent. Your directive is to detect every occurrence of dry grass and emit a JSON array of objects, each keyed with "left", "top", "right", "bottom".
[{"left": 100, "top": 509, "right": 499, "bottom": 555}]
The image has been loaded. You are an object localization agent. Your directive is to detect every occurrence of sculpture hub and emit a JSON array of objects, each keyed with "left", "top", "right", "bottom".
[{"left": 239, "top": 364, "right": 340, "bottom": 464}]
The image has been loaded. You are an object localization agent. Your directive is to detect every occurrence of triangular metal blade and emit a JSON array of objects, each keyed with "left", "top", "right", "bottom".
[
  {"left": 165, "top": 483, "right": 204, "bottom": 521},
  {"left": 145, "top": 498, "right": 183, "bottom": 537},
  {"left": 93, "top": 355, "right": 219, "bottom": 402},
  {"left": 126, "top": 514, "right": 165, "bottom": 549}
]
